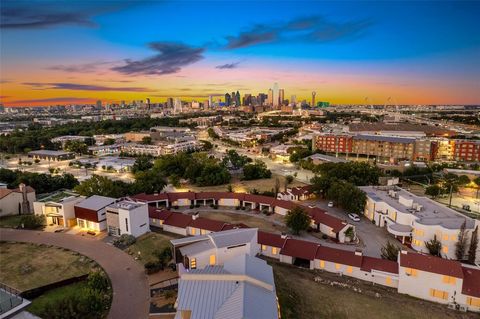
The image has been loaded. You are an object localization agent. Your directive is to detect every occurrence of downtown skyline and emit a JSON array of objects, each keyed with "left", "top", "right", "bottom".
[{"left": 1, "top": 0, "right": 480, "bottom": 106}]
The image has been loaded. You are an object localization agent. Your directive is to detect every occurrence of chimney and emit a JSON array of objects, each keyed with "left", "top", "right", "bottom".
[
  {"left": 281, "top": 232, "right": 288, "bottom": 239},
  {"left": 354, "top": 250, "right": 362, "bottom": 257},
  {"left": 401, "top": 249, "right": 408, "bottom": 255},
  {"left": 192, "top": 212, "right": 199, "bottom": 220}
]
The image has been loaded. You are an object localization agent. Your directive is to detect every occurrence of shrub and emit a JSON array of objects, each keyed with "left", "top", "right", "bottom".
[
  {"left": 235, "top": 206, "right": 240, "bottom": 210},
  {"left": 20, "top": 214, "right": 44, "bottom": 229},
  {"left": 113, "top": 234, "right": 136, "bottom": 248},
  {"left": 87, "top": 271, "right": 110, "bottom": 292},
  {"left": 195, "top": 204, "right": 200, "bottom": 208},
  {"left": 209, "top": 203, "right": 214, "bottom": 208},
  {"left": 322, "top": 234, "right": 328, "bottom": 240},
  {"left": 189, "top": 204, "right": 194, "bottom": 209},
  {"left": 213, "top": 204, "right": 218, "bottom": 209},
  {"left": 174, "top": 205, "right": 179, "bottom": 210},
  {"left": 144, "top": 261, "right": 162, "bottom": 274}
]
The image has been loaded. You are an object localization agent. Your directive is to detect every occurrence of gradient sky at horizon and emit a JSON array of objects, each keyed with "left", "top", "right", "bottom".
[{"left": 1, "top": 0, "right": 479, "bottom": 106}]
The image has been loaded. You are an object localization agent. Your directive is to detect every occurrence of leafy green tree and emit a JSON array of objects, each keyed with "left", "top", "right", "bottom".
[
  {"left": 425, "top": 184, "right": 442, "bottom": 198},
  {"left": 242, "top": 160, "right": 271, "bottom": 180},
  {"left": 207, "top": 128, "right": 219, "bottom": 139},
  {"left": 381, "top": 241, "right": 400, "bottom": 261},
  {"left": 64, "top": 140, "right": 88, "bottom": 154},
  {"left": 20, "top": 215, "right": 45, "bottom": 229},
  {"left": 169, "top": 174, "right": 181, "bottom": 188},
  {"left": 132, "top": 156, "right": 153, "bottom": 173},
  {"left": 468, "top": 226, "right": 478, "bottom": 264},
  {"left": 74, "top": 174, "right": 128, "bottom": 198},
  {"left": 285, "top": 206, "right": 311, "bottom": 235},
  {"left": 425, "top": 235, "right": 442, "bottom": 257},
  {"left": 87, "top": 271, "right": 110, "bottom": 292},
  {"left": 141, "top": 136, "right": 152, "bottom": 145},
  {"left": 288, "top": 147, "right": 312, "bottom": 163},
  {"left": 455, "top": 220, "right": 468, "bottom": 260},
  {"left": 227, "top": 184, "right": 233, "bottom": 192},
  {"left": 222, "top": 149, "right": 250, "bottom": 169}
]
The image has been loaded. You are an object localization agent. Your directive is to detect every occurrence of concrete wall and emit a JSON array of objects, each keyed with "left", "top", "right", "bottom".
[
  {"left": 0, "top": 192, "right": 35, "bottom": 216},
  {"left": 163, "top": 224, "right": 188, "bottom": 236},
  {"left": 259, "top": 245, "right": 281, "bottom": 260},
  {"left": 118, "top": 204, "right": 149, "bottom": 238}
]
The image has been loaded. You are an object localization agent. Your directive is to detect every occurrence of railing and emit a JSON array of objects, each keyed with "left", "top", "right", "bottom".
[{"left": 0, "top": 283, "right": 23, "bottom": 315}]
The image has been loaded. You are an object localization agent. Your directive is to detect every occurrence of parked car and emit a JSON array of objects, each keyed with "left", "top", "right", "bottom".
[
  {"left": 348, "top": 213, "right": 360, "bottom": 222},
  {"left": 327, "top": 201, "right": 334, "bottom": 208}
]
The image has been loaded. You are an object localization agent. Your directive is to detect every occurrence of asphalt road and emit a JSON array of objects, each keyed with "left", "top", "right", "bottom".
[{"left": 0, "top": 229, "right": 150, "bottom": 319}]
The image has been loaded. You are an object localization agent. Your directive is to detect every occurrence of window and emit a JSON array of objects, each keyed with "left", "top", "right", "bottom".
[
  {"left": 443, "top": 234, "right": 449, "bottom": 241},
  {"left": 201, "top": 229, "right": 207, "bottom": 235},
  {"left": 261, "top": 245, "right": 267, "bottom": 251},
  {"left": 160, "top": 220, "right": 164, "bottom": 225},
  {"left": 346, "top": 266, "right": 353, "bottom": 273},
  {"left": 429, "top": 289, "right": 448, "bottom": 300},
  {"left": 450, "top": 235, "right": 456, "bottom": 241},
  {"left": 191, "top": 228, "right": 196, "bottom": 235},
  {"left": 386, "top": 276, "right": 392, "bottom": 285},
  {"left": 319, "top": 260, "right": 325, "bottom": 268},
  {"left": 412, "top": 239, "right": 422, "bottom": 246},
  {"left": 190, "top": 258, "right": 197, "bottom": 269},
  {"left": 209, "top": 254, "right": 216, "bottom": 265},
  {"left": 125, "top": 218, "right": 129, "bottom": 232},
  {"left": 335, "top": 263, "right": 341, "bottom": 270},
  {"left": 467, "top": 297, "right": 480, "bottom": 307},
  {"left": 442, "top": 246, "right": 449, "bottom": 254},
  {"left": 152, "top": 218, "right": 157, "bottom": 224},
  {"left": 442, "top": 275, "right": 456, "bottom": 284},
  {"left": 405, "top": 268, "right": 418, "bottom": 277},
  {"left": 272, "top": 247, "right": 278, "bottom": 255}
]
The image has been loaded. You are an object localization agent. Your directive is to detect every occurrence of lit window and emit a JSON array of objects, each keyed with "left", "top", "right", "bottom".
[
  {"left": 386, "top": 276, "right": 392, "bottom": 285},
  {"left": 319, "top": 260, "right": 325, "bottom": 268},
  {"left": 190, "top": 258, "right": 197, "bottom": 269},
  {"left": 442, "top": 246, "right": 449, "bottom": 254},
  {"left": 405, "top": 268, "right": 418, "bottom": 277},
  {"left": 335, "top": 263, "right": 341, "bottom": 270},
  {"left": 450, "top": 235, "right": 456, "bottom": 241},
  {"left": 272, "top": 247, "right": 277, "bottom": 255},
  {"left": 442, "top": 275, "right": 456, "bottom": 284},
  {"left": 467, "top": 297, "right": 480, "bottom": 307},
  {"left": 201, "top": 229, "right": 207, "bottom": 235},
  {"left": 443, "top": 234, "right": 449, "bottom": 241},
  {"left": 152, "top": 218, "right": 157, "bottom": 224},
  {"left": 191, "top": 228, "right": 196, "bottom": 235},
  {"left": 412, "top": 239, "right": 422, "bottom": 246},
  {"left": 261, "top": 245, "right": 267, "bottom": 251},
  {"left": 347, "top": 266, "right": 353, "bottom": 273},
  {"left": 209, "top": 254, "right": 216, "bottom": 265},
  {"left": 429, "top": 288, "right": 448, "bottom": 300}
]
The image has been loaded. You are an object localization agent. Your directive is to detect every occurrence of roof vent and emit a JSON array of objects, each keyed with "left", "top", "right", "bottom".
[
  {"left": 401, "top": 250, "right": 408, "bottom": 255},
  {"left": 281, "top": 233, "right": 288, "bottom": 239},
  {"left": 354, "top": 250, "right": 362, "bottom": 256},
  {"left": 192, "top": 212, "right": 199, "bottom": 220}
]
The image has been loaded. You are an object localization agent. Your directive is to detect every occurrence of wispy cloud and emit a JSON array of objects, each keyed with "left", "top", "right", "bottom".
[
  {"left": 10, "top": 97, "right": 94, "bottom": 104},
  {"left": 215, "top": 61, "right": 241, "bottom": 69},
  {"left": 22, "top": 82, "right": 150, "bottom": 92},
  {"left": 223, "top": 16, "right": 372, "bottom": 49},
  {"left": 46, "top": 61, "right": 113, "bottom": 73},
  {"left": 112, "top": 42, "right": 204, "bottom": 76}
]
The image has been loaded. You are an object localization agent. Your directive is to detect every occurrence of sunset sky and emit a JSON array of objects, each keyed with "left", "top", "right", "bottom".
[{"left": 1, "top": 0, "right": 479, "bottom": 106}]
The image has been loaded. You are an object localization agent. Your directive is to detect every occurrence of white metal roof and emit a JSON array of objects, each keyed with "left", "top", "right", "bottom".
[{"left": 75, "top": 195, "right": 116, "bottom": 211}]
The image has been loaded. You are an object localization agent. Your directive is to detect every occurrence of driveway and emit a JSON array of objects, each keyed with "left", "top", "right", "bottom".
[
  {"left": 303, "top": 199, "right": 405, "bottom": 258},
  {"left": 0, "top": 229, "right": 150, "bottom": 319}
]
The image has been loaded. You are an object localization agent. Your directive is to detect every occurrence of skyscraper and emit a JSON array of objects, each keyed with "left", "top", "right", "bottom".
[
  {"left": 235, "top": 91, "right": 241, "bottom": 106},
  {"left": 291, "top": 95, "right": 297, "bottom": 104},
  {"left": 272, "top": 82, "right": 279, "bottom": 108},
  {"left": 96, "top": 100, "right": 102, "bottom": 109},
  {"left": 312, "top": 91, "right": 316, "bottom": 107},
  {"left": 225, "top": 93, "right": 231, "bottom": 106},
  {"left": 167, "top": 98, "right": 174, "bottom": 108},
  {"left": 267, "top": 89, "right": 273, "bottom": 105},
  {"left": 173, "top": 98, "right": 182, "bottom": 114},
  {"left": 279, "top": 89, "right": 284, "bottom": 106},
  {"left": 208, "top": 95, "right": 213, "bottom": 108}
]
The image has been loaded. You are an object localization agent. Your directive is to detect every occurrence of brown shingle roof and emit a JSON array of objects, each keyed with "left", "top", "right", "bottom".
[{"left": 399, "top": 251, "right": 464, "bottom": 278}]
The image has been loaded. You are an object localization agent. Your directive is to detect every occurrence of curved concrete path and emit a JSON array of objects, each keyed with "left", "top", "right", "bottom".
[{"left": 0, "top": 229, "right": 149, "bottom": 319}]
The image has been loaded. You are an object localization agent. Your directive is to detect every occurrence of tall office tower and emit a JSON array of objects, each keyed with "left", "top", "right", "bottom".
[
  {"left": 312, "top": 91, "right": 316, "bottom": 107},
  {"left": 167, "top": 97, "right": 174, "bottom": 108},
  {"left": 208, "top": 95, "right": 213, "bottom": 108},
  {"left": 173, "top": 98, "right": 182, "bottom": 114},
  {"left": 279, "top": 89, "right": 285, "bottom": 106},
  {"left": 251, "top": 96, "right": 257, "bottom": 106},
  {"left": 267, "top": 89, "right": 273, "bottom": 105},
  {"left": 243, "top": 94, "right": 252, "bottom": 106},
  {"left": 225, "top": 93, "right": 231, "bottom": 106},
  {"left": 291, "top": 95, "right": 297, "bottom": 104},
  {"left": 235, "top": 91, "right": 241, "bottom": 106},
  {"left": 96, "top": 100, "right": 102, "bottom": 109},
  {"left": 272, "top": 82, "right": 279, "bottom": 108}
]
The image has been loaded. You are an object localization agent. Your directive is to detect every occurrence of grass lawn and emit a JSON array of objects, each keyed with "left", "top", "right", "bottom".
[
  {"left": 0, "top": 215, "right": 23, "bottom": 228},
  {"left": 199, "top": 211, "right": 287, "bottom": 233},
  {"left": 0, "top": 242, "right": 94, "bottom": 291},
  {"left": 184, "top": 174, "right": 306, "bottom": 193},
  {"left": 125, "top": 231, "right": 181, "bottom": 265},
  {"left": 271, "top": 260, "right": 476, "bottom": 319},
  {"left": 27, "top": 281, "right": 87, "bottom": 315}
]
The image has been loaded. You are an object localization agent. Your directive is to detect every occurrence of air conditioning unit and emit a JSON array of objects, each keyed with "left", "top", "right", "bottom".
[{"left": 459, "top": 305, "right": 468, "bottom": 312}]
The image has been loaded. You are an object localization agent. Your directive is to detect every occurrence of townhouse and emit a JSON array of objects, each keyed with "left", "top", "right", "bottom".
[
  {"left": 361, "top": 186, "right": 479, "bottom": 262},
  {"left": 105, "top": 200, "right": 149, "bottom": 238},
  {"left": 130, "top": 191, "right": 353, "bottom": 243},
  {"left": 33, "top": 190, "right": 84, "bottom": 227},
  {"left": 74, "top": 195, "right": 116, "bottom": 231},
  {"left": 276, "top": 185, "right": 314, "bottom": 201}
]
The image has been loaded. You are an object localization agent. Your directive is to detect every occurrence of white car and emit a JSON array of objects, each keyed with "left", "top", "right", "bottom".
[
  {"left": 348, "top": 213, "right": 360, "bottom": 222},
  {"left": 327, "top": 201, "right": 334, "bottom": 208}
]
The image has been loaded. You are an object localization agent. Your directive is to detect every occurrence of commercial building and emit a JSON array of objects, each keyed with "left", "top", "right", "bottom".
[
  {"left": 74, "top": 195, "right": 117, "bottom": 231},
  {"left": 105, "top": 200, "right": 149, "bottom": 237},
  {"left": 0, "top": 184, "right": 36, "bottom": 217},
  {"left": 361, "top": 186, "right": 479, "bottom": 262},
  {"left": 33, "top": 190, "right": 84, "bottom": 227},
  {"left": 28, "top": 150, "right": 75, "bottom": 161}
]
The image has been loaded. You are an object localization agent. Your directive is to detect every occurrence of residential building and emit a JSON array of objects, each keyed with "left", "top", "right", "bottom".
[
  {"left": 361, "top": 186, "right": 479, "bottom": 262},
  {"left": 0, "top": 184, "right": 36, "bottom": 217},
  {"left": 121, "top": 143, "right": 163, "bottom": 157},
  {"left": 174, "top": 254, "right": 279, "bottom": 319},
  {"left": 105, "top": 200, "right": 149, "bottom": 237},
  {"left": 33, "top": 190, "right": 84, "bottom": 227},
  {"left": 453, "top": 140, "right": 480, "bottom": 162},
  {"left": 74, "top": 195, "right": 117, "bottom": 231}
]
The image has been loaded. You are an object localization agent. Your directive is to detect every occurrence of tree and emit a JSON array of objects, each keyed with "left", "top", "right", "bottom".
[
  {"left": 64, "top": 140, "right": 88, "bottom": 154},
  {"left": 285, "top": 206, "right": 311, "bottom": 235},
  {"left": 153, "top": 247, "right": 173, "bottom": 269},
  {"left": 74, "top": 174, "right": 129, "bottom": 198},
  {"left": 169, "top": 174, "right": 181, "bottom": 188},
  {"left": 274, "top": 177, "right": 280, "bottom": 195},
  {"left": 285, "top": 175, "right": 294, "bottom": 191},
  {"left": 468, "top": 226, "right": 478, "bottom": 264},
  {"left": 132, "top": 156, "right": 153, "bottom": 173},
  {"left": 381, "top": 241, "right": 400, "bottom": 261},
  {"left": 207, "top": 128, "right": 219, "bottom": 139},
  {"left": 141, "top": 136, "right": 152, "bottom": 145},
  {"left": 455, "top": 219, "right": 468, "bottom": 260},
  {"left": 425, "top": 184, "right": 442, "bottom": 198},
  {"left": 227, "top": 184, "right": 233, "bottom": 192},
  {"left": 242, "top": 160, "right": 271, "bottom": 180},
  {"left": 425, "top": 235, "right": 442, "bottom": 257},
  {"left": 474, "top": 177, "right": 480, "bottom": 199}
]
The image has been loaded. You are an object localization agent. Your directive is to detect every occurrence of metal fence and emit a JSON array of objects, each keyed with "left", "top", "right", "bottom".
[{"left": 0, "top": 283, "right": 23, "bottom": 315}]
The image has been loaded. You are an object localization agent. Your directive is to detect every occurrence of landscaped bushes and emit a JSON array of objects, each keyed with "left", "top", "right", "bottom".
[
  {"left": 113, "top": 234, "right": 136, "bottom": 249},
  {"left": 20, "top": 214, "right": 45, "bottom": 230}
]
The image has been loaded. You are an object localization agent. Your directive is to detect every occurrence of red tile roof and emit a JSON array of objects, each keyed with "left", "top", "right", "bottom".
[
  {"left": 289, "top": 185, "right": 313, "bottom": 196},
  {"left": 361, "top": 256, "right": 399, "bottom": 274},
  {"left": 163, "top": 212, "right": 192, "bottom": 228},
  {"left": 0, "top": 186, "right": 35, "bottom": 199},
  {"left": 130, "top": 193, "right": 169, "bottom": 202},
  {"left": 316, "top": 246, "right": 362, "bottom": 267},
  {"left": 244, "top": 194, "right": 276, "bottom": 205},
  {"left": 311, "top": 209, "right": 348, "bottom": 233},
  {"left": 148, "top": 207, "right": 173, "bottom": 220},
  {"left": 221, "top": 223, "right": 250, "bottom": 230},
  {"left": 168, "top": 192, "right": 196, "bottom": 201},
  {"left": 399, "top": 251, "right": 464, "bottom": 278},
  {"left": 280, "top": 238, "right": 319, "bottom": 261},
  {"left": 258, "top": 231, "right": 287, "bottom": 248},
  {"left": 462, "top": 267, "right": 480, "bottom": 298},
  {"left": 189, "top": 217, "right": 226, "bottom": 232}
]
